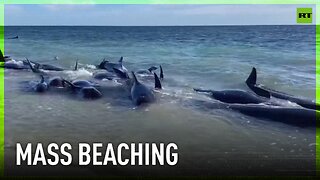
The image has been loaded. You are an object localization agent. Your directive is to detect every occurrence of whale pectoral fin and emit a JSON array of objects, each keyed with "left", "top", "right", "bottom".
[
  {"left": 154, "top": 72, "right": 162, "bottom": 89},
  {"left": 250, "top": 85, "right": 271, "bottom": 99},
  {"left": 246, "top": 67, "right": 257, "bottom": 86},
  {"left": 113, "top": 67, "right": 129, "bottom": 79},
  {"left": 62, "top": 79, "right": 78, "bottom": 90},
  {"left": 74, "top": 59, "right": 78, "bottom": 71},
  {"left": 0, "top": 50, "right": 4, "bottom": 62},
  {"left": 26, "top": 58, "right": 37, "bottom": 73},
  {"left": 160, "top": 65, "right": 164, "bottom": 80}
]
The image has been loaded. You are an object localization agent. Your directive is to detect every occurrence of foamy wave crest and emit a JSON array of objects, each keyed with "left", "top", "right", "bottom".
[{"left": 64, "top": 68, "right": 93, "bottom": 79}]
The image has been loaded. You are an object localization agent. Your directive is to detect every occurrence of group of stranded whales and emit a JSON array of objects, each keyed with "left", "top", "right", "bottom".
[
  {"left": 193, "top": 67, "right": 319, "bottom": 128},
  {"left": 1, "top": 50, "right": 318, "bottom": 128},
  {"left": 1, "top": 50, "right": 163, "bottom": 103}
]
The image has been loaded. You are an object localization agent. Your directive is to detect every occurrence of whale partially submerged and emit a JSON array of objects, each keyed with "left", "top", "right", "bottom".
[
  {"left": 97, "top": 57, "right": 128, "bottom": 73},
  {"left": 246, "top": 67, "right": 319, "bottom": 110},
  {"left": 189, "top": 99, "right": 317, "bottom": 128},
  {"left": 30, "top": 60, "right": 64, "bottom": 71},
  {"left": 32, "top": 75, "right": 48, "bottom": 93},
  {"left": 194, "top": 88, "right": 269, "bottom": 104},
  {"left": 63, "top": 79, "right": 102, "bottom": 99},
  {"left": 136, "top": 66, "right": 158, "bottom": 75},
  {"left": 130, "top": 71, "right": 162, "bottom": 106},
  {"left": 0, "top": 50, "right": 30, "bottom": 69}
]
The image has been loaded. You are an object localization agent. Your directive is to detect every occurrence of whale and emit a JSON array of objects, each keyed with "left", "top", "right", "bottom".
[
  {"left": 7, "top": 36, "right": 18, "bottom": 39},
  {"left": 48, "top": 76, "right": 65, "bottom": 88},
  {"left": 136, "top": 65, "right": 164, "bottom": 81},
  {"left": 30, "top": 60, "right": 64, "bottom": 71},
  {"left": 130, "top": 71, "right": 162, "bottom": 106},
  {"left": 0, "top": 50, "right": 30, "bottom": 69},
  {"left": 33, "top": 75, "right": 48, "bottom": 93},
  {"left": 93, "top": 71, "right": 116, "bottom": 80},
  {"left": 246, "top": 67, "right": 319, "bottom": 110},
  {"left": 136, "top": 66, "right": 158, "bottom": 75},
  {"left": 194, "top": 88, "right": 270, "bottom": 104},
  {"left": 188, "top": 99, "right": 317, "bottom": 128},
  {"left": 0, "top": 60, "right": 29, "bottom": 70},
  {"left": 63, "top": 79, "right": 102, "bottom": 99},
  {"left": 97, "top": 57, "right": 128, "bottom": 73},
  {"left": 26, "top": 58, "right": 47, "bottom": 74}
]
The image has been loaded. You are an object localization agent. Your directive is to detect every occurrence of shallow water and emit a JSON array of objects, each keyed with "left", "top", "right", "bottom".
[{"left": 4, "top": 25, "right": 316, "bottom": 175}]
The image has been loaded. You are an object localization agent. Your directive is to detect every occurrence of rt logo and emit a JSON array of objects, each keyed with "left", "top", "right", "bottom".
[{"left": 297, "top": 8, "right": 312, "bottom": 23}]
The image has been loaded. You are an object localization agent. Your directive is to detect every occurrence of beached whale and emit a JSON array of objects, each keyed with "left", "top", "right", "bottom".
[
  {"left": 97, "top": 57, "right": 128, "bottom": 73},
  {"left": 136, "top": 66, "right": 158, "bottom": 75},
  {"left": 30, "top": 60, "right": 64, "bottom": 71},
  {"left": 48, "top": 76, "right": 65, "bottom": 88},
  {"left": 0, "top": 50, "right": 30, "bottom": 69},
  {"left": 194, "top": 88, "right": 270, "bottom": 104},
  {"left": 246, "top": 67, "right": 319, "bottom": 110},
  {"left": 26, "top": 58, "right": 47, "bottom": 74},
  {"left": 136, "top": 65, "right": 164, "bottom": 80},
  {"left": 63, "top": 79, "right": 102, "bottom": 99},
  {"left": 93, "top": 71, "right": 116, "bottom": 80},
  {"left": 189, "top": 99, "right": 317, "bottom": 128},
  {"left": 130, "top": 71, "right": 162, "bottom": 106},
  {"left": 32, "top": 75, "right": 48, "bottom": 93},
  {"left": 0, "top": 59, "right": 29, "bottom": 70}
]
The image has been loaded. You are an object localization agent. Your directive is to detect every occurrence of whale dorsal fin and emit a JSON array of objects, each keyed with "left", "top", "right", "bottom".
[
  {"left": 40, "top": 75, "right": 45, "bottom": 83},
  {"left": 131, "top": 71, "right": 140, "bottom": 84},
  {"left": 74, "top": 59, "right": 78, "bottom": 71},
  {"left": 118, "top": 57, "right": 123, "bottom": 65},
  {"left": 246, "top": 67, "right": 257, "bottom": 85},
  {"left": 154, "top": 72, "right": 162, "bottom": 89},
  {"left": 0, "top": 50, "right": 4, "bottom": 62},
  {"left": 98, "top": 58, "right": 108, "bottom": 69},
  {"left": 160, "top": 65, "right": 164, "bottom": 80}
]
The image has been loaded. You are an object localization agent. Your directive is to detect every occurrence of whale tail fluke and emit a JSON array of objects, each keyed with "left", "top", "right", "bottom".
[
  {"left": 246, "top": 67, "right": 257, "bottom": 85},
  {"left": 154, "top": 72, "right": 162, "bottom": 89},
  {"left": 160, "top": 65, "right": 164, "bottom": 80}
]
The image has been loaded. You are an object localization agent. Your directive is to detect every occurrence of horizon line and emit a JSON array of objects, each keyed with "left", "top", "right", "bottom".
[{"left": 4, "top": 24, "right": 313, "bottom": 26}]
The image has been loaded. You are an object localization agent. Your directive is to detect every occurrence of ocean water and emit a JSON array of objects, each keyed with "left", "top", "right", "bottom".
[{"left": 3, "top": 26, "right": 317, "bottom": 176}]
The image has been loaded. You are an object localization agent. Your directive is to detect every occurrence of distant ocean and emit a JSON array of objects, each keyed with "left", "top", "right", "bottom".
[{"left": 4, "top": 25, "right": 317, "bottom": 176}]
